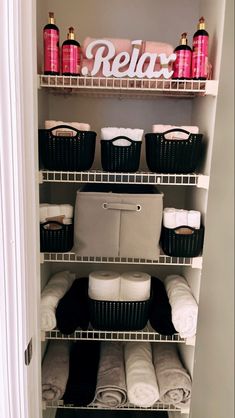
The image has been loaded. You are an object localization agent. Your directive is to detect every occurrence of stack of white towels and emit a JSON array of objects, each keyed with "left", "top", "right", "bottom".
[
  {"left": 45, "top": 120, "right": 91, "bottom": 135},
  {"left": 152, "top": 125, "right": 199, "bottom": 139},
  {"left": 164, "top": 275, "right": 198, "bottom": 339},
  {"left": 40, "top": 203, "right": 74, "bottom": 226},
  {"left": 41, "top": 271, "right": 75, "bottom": 331},
  {"left": 101, "top": 127, "right": 144, "bottom": 146},
  {"left": 163, "top": 208, "right": 201, "bottom": 230},
  {"left": 88, "top": 271, "right": 151, "bottom": 302}
]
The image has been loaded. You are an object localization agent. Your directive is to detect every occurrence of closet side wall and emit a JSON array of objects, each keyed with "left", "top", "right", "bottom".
[{"left": 190, "top": 1, "right": 234, "bottom": 417}]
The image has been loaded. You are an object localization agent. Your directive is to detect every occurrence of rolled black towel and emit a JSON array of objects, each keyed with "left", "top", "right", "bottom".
[
  {"left": 149, "top": 277, "right": 176, "bottom": 335},
  {"left": 63, "top": 340, "right": 100, "bottom": 406},
  {"left": 56, "top": 278, "right": 89, "bottom": 334}
]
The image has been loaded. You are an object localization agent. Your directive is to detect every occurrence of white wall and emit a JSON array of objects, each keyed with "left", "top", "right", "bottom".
[{"left": 190, "top": 1, "right": 234, "bottom": 417}]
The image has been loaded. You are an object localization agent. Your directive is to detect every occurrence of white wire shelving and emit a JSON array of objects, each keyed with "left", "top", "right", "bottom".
[
  {"left": 41, "top": 252, "right": 202, "bottom": 269},
  {"left": 39, "top": 170, "right": 209, "bottom": 189},
  {"left": 43, "top": 399, "right": 189, "bottom": 413},
  {"left": 42, "top": 328, "right": 190, "bottom": 344},
  {"left": 38, "top": 74, "right": 218, "bottom": 98}
]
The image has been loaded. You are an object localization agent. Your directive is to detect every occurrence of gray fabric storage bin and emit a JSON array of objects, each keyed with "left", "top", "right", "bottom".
[{"left": 73, "top": 184, "right": 163, "bottom": 259}]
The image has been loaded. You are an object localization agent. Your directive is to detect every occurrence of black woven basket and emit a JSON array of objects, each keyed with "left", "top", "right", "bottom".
[
  {"left": 161, "top": 225, "right": 204, "bottom": 258},
  {"left": 145, "top": 129, "right": 203, "bottom": 173},
  {"left": 89, "top": 298, "right": 150, "bottom": 331},
  {"left": 39, "top": 125, "right": 96, "bottom": 171},
  {"left": 101, "top": 136, "right": 142, "bottom": 172},
  {"left": 40, "top": 221, "right": 74, "bottom": 252}
]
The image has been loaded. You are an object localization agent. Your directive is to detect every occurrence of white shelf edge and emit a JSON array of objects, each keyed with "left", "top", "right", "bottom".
[
  {"left": 41, "top": 252, "right": 196, "bottom": 266},
  {"left": 38, "top": 74, "right": 218, "bottom": 97},
  {"left": 39, "top": 170, "right": 208, "bottom": 188},
  {"left": 44, "top": 399, "right": 185, "bottom": 412},
  {"left": 42, "top": 328, "right": 187, "bottom": 344}
]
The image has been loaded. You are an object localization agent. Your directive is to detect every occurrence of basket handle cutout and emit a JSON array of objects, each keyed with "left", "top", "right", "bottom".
[
  {"left": 109, "top": 136, "right": 137, "bottom": 146},
  {"left": 47, "top": 125, "right": 89, "bottom": 136},
  {"left": 102, "top": 202, "right": 141, "bottom": 211},
  {"left": 162, "top": 128, "right": 192, "bottom": 140},
  {"left": 41, "top": 221, "right": 65, "bottom": 230},
  {"left": 174, "top": 225, "right": 197, "bottom": 235}
]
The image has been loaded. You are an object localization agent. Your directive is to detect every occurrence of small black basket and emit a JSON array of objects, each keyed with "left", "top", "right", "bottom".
[
  {"left": 161, "top": 225, "right": 204, "bottom": 258},
  {"left": 39, "top": 125, "right": 96, "bottom": 171},
  {"left": 101, "top": 136, "right": 142, "bottom": 172},
  {"left": 40, "top": 221, "right": 74, "bottom": 252},
  {"left": 89, "top": 298, "right": 150, "bottom": 331},
  {"left": 145, "top": 129, "right": 203, "bottom": 173}
]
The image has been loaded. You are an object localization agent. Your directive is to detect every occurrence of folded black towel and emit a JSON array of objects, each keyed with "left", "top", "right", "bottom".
[
  {"left": 63, "top": 340, "right": 100, "bottom": 406},
  {"left": 56, "top": 278, "right": 89, "bottom": 334},
  {"left": 149, "top": 277, "right": 176, "bottom": 336}
]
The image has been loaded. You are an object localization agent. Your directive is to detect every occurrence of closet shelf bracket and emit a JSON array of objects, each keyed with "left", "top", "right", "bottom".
[
  {"left": 192, "top": 257, "right": 203, "bottom": 269},
  {"left": 186, "top": 336, "right": 196, "bottom": 346},
  {"left": 197, "top": 175, "right": 210, "bottom": 189}
]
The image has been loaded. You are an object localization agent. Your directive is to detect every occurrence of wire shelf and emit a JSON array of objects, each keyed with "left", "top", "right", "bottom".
[
  {"left": 43, "top": 328, "right": 186, "bottom": 344},
  {"left": 41, "top": 252, "right": 200, "bottom": 267},
  {"left": 38, "top": 75, "right": 218, "bottom": 98},
  {"left": 44, "top": 399, "right": 187, "bottom": 412},
  {"left": 39, "top": 170, "right": 209, "bottom": 189}
]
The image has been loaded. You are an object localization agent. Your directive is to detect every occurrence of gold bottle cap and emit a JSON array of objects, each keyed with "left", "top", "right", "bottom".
[
  {"left": 48, "top": 12, "right": 55, "bottom": 24},
  {"left": 180, "top": 32, "right": 188, "bottom": 46},
  {"left": 67, "top": 27, "right": 75, "bottom": 40},
  {"left": 198, "top": 16, "right": 206, "bottom": 30}
]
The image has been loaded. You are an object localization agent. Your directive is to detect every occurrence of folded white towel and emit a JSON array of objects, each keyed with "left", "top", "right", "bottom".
[
  {"left": 42, "top": 340, "right": 71, "bottom": 401},
  {"left": 88, "top": 271, "right": 121, "bottom": 301},
  {"left": 152, "top": 125, "right": 199, "bottom": 139},
  {"left": 175, "top": 210, "right": 188, "bottom": 227},
  {"left": 45, "top": 120, "right": 91, "bottom": 135},
  {"left": 164, "top": 275, "right": 198, "bottom": 338},
  {"left": 101, "top": 127, "right": 143, "bottom": 146},
  {"left": 120, "top": 272, "right": 151, "bottom": 301},
  {"left": 187, "top": 210, "right": 201, "bottom": 229},
  {"left": 124, "top": 342, "right": 159, "bottom": 407},
  {"left": 163, "top": 207, "right": 176, "bottom": 229},
  {"left": 40, "top": 204, "right": 74, "bottom": 223},
  {"left": 41, "top": 271, "right": 75, "bottom": 331}
]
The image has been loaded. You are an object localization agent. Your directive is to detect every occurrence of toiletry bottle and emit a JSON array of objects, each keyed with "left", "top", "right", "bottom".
[
  {"left": 172, "top": 32, "right": 192, "bottom": 79},
  {"left": 62, "top": 27, "right": 81, "bottom": 76},
  {"left": 43, "top": 12, "right": 60, "bottom": 75},
  {"left": 192, "top": 17, "right": 209, "bottom": 80}
]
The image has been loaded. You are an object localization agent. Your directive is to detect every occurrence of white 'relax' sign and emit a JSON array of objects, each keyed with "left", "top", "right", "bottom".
[{"left": 81, "top": 39, "right": 177, "bottom": 79}]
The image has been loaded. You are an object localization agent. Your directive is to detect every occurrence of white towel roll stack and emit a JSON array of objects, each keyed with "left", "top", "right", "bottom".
[
  {"left": 120, "top": 272, "right": 151, "bottom": 301},
  {"left": 124, "top": 342, "right": 159, "bottom": 407},
  {"left": 101, "top": 127, "right": 144, "bottom": 146},
  {"left": 164, "top": 274, "right": 198, "bottom": 338},
  {"left": 88, "top": 271, "right": 121, "bottom": 301},
  {"left": 163, "top": 208, "right": 201, "bottom": 230}
]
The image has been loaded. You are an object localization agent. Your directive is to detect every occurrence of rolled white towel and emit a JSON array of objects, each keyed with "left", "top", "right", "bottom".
[
  {"left": 47, "top": 204, "right": 61, "bottom": 218},
  {"left": 120, "top": 272, "right": 151, "bottom": 301},
  {"left": 41, "top": 271, "right": 75, "bottom": 331},
  {"left": 45, "top": 120, "right": 91, "bottom": 135},
  {"left": 164, "top": 275, "right": 198, "bottom": 338},
  {"left": 175, "top": 210, "right": 188, "bottom": 227},
  {"left": 124, "top": 342, "right": 159, "bottom": 407},
  {"left": 187, "top": 210, "right": 201, "bottom": 229},
  {"left": 60, "top": 204, "right": 74, "bottom": 219},
  {"left": 163, "top": 208, "right": 176, "bottom": 229},
  {"left": 152, "top": 125, "right": 199, "bottom": 140},
  {"left": 88, "top": 271, "right": 120, "bottom": 301},
  {"left": 42, "top": 340, "right": 71, "bottom": 401},
  {"left": 101, "top": 127, "right": 143, "bottom": 146},
  {"left": 40, "top": 203, "right": 49, "bottom": 222}
]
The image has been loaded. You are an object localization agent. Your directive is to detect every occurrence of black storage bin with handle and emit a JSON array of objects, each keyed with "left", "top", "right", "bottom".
[
  {"left": 39, "top": 125, "right": 96, "bottom": 171},
  {"left": 145, "top": 128, "right": 203, "bottom": 173},
  {"left": 89, "top": 298, "right": 151, "bottom": 331},
  {"left": 161, "top": 225, "right": 205, "bottom": 258},
  {"left": 101, "top": 136, "right": 142, "bottom": 172},
  {"left": 40, "top": 221, "right": 74, "bottom": 252}
]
